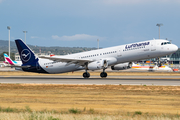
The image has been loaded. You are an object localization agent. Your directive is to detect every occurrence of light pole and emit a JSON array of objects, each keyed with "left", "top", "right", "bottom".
[
  {"left": 23, "top": 31, "right": 27, "bottom": 43},
  {"left": 97, "top": 39, "right": 99, "bottom": 49},
  {"left": 7, "top": 26, "right": 11, "bottom": 58},
  {"left": 156, "top": 23, "right": 163, "bottom": 39}
]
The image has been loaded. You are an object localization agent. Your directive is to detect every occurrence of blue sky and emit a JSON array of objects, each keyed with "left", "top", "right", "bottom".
[{"left": 0, "top": 0, "right": 180, "bottom": 48}]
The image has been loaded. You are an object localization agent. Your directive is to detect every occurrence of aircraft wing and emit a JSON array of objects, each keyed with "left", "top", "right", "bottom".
[{"left": 39, "top": 56, "right": 93, "bottom": 66}]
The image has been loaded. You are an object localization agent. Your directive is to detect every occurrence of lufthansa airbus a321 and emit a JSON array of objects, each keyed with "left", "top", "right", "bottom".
[{"left": 14, "top": 39, "right": 178, "bottom": 78}]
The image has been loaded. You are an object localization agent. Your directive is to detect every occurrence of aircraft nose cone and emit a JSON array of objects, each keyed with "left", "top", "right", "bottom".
[{"left": 173, "top": 45, "right": 178, "bottom": 52}]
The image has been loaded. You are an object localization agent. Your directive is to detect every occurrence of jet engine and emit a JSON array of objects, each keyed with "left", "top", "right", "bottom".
[
  {"left": 111, "top": 62, "right": 132, "bottom": 70},
  {"left": 87, "top": 59, "right": 108, "bottom": 70}
]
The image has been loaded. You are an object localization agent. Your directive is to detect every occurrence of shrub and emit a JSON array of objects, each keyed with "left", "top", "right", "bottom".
[
  {"left": 134, "top": 111, "right": 142, "bottom": 115},
  {"left": 3, "top": 107, "right": 15, "bottom": 112},
  {"left": 68, "top": 108, "right": 81, "bottom": 114},
  {"left": 48, "top": 116, "right": 60, "bottom": 120},
  {"left": 25, "top": 106, "right": 32, "bottom": 113},
  {"left": 89, "top": 108, "right": 95, "bottom": 114}
]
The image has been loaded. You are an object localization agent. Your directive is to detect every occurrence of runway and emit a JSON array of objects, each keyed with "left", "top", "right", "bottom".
[{"left": 0, "top": 75, "right": 180, "bottom": 86}]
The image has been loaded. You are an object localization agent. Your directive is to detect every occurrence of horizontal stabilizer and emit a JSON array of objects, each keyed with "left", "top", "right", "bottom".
[{"left": 6, "top": 65, "right": 31, "bottom": 68}]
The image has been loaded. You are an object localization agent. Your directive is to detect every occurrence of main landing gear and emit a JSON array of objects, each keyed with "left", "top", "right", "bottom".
[
  {"left": 83, "top": 71, "right": 90, "bottom": 78},
  {"left": 83, "top": 69, "right": 107, "bottom": 78},
  {"left": 83, "top": 64, "right": 90, "bottom": 78}
]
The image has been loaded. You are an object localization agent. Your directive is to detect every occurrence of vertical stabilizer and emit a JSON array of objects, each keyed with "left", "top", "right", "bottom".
[
  {"left": 15, "top": 39, "right": 47, "bottom": 73},
  {"left": 4, "top": 53, "right": 16, "bottom": 65},
  {"left": 15, "top": 39, "right": 37, "bottom": 65}
]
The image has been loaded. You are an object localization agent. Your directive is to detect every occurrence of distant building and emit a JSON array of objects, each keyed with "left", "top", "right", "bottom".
[
  {"left": 138, "top": 48, "right": 180, "bottom": 64},
  {"left": 168, "top": 48, "right": 180, "bottom": 64}
]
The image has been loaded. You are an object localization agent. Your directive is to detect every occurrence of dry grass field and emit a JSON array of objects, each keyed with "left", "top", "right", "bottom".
[{"left": 0, "top": 84, "right": 180, "bottom": 119}]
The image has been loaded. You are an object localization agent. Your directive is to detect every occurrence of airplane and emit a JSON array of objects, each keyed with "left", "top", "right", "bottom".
[
  {"left": 3, "top": 53, "right": 22, "bottom": 66},
  {"left": 132, "top": 63, "right": 173, "bottom": 71},
  {"left": 14, "top": 39, "right": 178, "bottom": 78},
  {"left": 4, "top": 50, "right": 132, "bottom": 71}
]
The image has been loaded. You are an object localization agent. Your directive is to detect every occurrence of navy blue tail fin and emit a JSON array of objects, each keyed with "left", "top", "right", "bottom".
[{"left": 15, "top": 39, "right": 37, "bottom": 65}]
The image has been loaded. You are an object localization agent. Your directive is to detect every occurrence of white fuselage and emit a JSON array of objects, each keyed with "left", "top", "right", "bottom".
[{"left": 34, "top": 39, "right": 178, "bottom": 74}]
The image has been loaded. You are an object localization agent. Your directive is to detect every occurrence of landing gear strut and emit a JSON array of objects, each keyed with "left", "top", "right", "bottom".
[
  {"left": 100, "top": 69, "right": 107, "bottom": 78},
  {"left": 83, "top": 63, "right": 90, "bottom": 78},
  {"left": 157, "top": 58, "right": 162, "bottom": 67}
]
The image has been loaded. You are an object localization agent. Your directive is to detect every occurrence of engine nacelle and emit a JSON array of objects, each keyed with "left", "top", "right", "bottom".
[
  {"left": 87, "top": 59, "right": 108, "bottom": 70},
  {"left": 111, "top": 62, "right": 132, "bottom": 70}
]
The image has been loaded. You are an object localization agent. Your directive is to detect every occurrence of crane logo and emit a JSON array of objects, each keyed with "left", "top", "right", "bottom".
[{"left": 21, "top": 49, "right": 31, "bottom": 62}]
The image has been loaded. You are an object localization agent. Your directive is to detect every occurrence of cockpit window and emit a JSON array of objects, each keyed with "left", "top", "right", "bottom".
[{"left": 161, "top": 42, "right": 171, "bottom": 45}]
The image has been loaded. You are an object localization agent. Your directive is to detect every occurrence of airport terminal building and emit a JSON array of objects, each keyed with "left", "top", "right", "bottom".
[
  {"left": 141, "top": 48, "right": 180, "bottom": 64},
  {"left": 169, "top": 48, "right": 180, "bottom": 64}
]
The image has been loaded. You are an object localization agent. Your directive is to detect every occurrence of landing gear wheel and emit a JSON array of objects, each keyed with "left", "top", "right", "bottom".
[
  {"left": 100, "top": 72, "right": 107, "bottom": 78},
  {"left": 157, "top": 57, "right": 162, "bottom": 67},
  {"left": 83, "top": 72, "right": 90, "bottom": 78}
]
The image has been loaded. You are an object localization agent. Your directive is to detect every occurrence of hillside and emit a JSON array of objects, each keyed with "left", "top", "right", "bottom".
[{"left": 0, "top": 40, "right": 97, "bottom": 55}]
